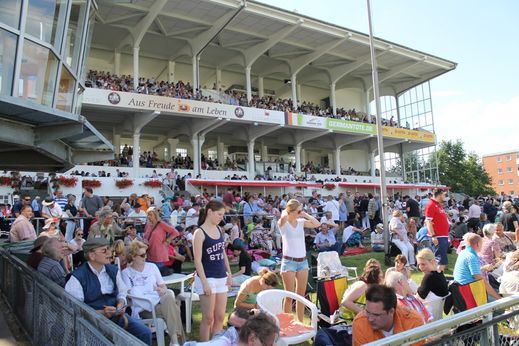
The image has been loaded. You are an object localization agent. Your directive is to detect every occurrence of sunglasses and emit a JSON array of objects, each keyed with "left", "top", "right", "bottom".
[{"left": 76, "top": 233, "right": 83, "bottom": 236}]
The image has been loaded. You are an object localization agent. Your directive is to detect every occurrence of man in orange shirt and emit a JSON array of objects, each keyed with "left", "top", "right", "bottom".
[{"left": 352, "top": 285, "right": 424, "bottom": 346}]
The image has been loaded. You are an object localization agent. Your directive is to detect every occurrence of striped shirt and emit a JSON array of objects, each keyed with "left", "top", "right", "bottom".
[
  {"left": 453, "top": 246, "right": 480, "bottom": 285},
  {"left": 55, "top": 197, "right": 68, "bottom": 211},
  {"left": 37, "top": 256, "right": 66, "bottom": 287}
]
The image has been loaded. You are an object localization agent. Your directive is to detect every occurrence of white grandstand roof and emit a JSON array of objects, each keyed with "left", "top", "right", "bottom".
[{"left": 92, "top": 0, "right": 456, "bottom": 95}]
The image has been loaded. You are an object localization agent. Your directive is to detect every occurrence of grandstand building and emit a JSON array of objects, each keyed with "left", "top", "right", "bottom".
[
  {"left": 482, "top": 150, "right": 519, "bottom": 196},
  {"left": 0, "top": 0, "right": 456, "bottom": 197}
]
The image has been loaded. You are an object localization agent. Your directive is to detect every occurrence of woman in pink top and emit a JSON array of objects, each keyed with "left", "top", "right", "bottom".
[
  {"left": 143, "top": 208, "right": 179, "bottom": 269},
  {"left": 480, "top": 224, "right": 501, "bottom": 265}
]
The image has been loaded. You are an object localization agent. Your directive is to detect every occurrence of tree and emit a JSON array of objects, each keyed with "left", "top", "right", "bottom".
[{"left": 437, "top": 140, "right": 495, "bottom": 196}]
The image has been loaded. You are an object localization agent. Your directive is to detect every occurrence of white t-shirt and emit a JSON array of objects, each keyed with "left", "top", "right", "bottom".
[
  {"left": 279, "top": 218, "right": 306, "bottom": 258},
  {"left": 121, "top": 263, "right": 164, "bottom": 313},
  {"left": 342, "top": 226, "right": 354, "bottom": 243},
  {"left": 185, "top": 208, "right": 198, "bottom": 228},
  {"left": 324, "top": 200, "right": 340, "bottom": 221}
]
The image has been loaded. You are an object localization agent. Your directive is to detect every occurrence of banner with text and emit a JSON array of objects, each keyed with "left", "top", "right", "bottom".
[
  {"left": 83, "top": 89, "right": 285, "bottom": 125},
  {"left": 285, "top": 113, "right": 435, "bottom": 143}
]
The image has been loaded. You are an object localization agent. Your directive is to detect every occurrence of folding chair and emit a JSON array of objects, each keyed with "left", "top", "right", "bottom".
[{"left": 316, "top": 276, "right": 348, "bottom": 325}]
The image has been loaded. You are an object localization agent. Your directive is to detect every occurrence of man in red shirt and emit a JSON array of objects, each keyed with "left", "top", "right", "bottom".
[{"left": 424, "top": 188, "right": 450, "bottom": 271}]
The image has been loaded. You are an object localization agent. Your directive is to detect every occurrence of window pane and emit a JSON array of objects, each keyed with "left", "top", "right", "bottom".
[
  {"left": 80, "top": 4, "right": 94, "bottom": 80},
  {"left": 26, "top": 0, "right": 68, "bottom": 49},
  {"left": 64, "top": 1, "right": 87, "bottom": 73},
  {"left": 0, "top": 0, "right": 22, "bottom": 29},
  {"left": 19, "top": 39, "right": 58, "bottom": 106},
  {"left": 0, "top": 29, "right": 17, "bottom": 96},
  {"left": 56, "top": 64, "right": 75, "bottom": 111}
]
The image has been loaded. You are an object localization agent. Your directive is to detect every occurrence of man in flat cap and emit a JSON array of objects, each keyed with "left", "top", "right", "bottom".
[{"left": 65, "top": 238, "right": 152, "bottom": 344}]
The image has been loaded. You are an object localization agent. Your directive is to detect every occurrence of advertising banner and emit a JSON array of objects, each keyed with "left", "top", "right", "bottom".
[
  {"left": 285, "top": 113, "right": 435, "bottom": 143},
  {"left": 82, "top": 89, "right": 285, "bottom": 125}
]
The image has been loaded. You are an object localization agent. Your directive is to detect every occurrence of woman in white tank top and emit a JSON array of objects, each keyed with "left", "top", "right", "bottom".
[{"left": 278, "top": 199, "right": 321, "bottom": 322}]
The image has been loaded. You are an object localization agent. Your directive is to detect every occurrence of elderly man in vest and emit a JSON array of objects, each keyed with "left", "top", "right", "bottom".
[{"left": 65, "top": 238, "right": 152, "bottom": 345}]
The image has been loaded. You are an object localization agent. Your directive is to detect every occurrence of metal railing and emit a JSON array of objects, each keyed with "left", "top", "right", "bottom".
[
  {"left": 367, "top": 294, "right": 519, "bottom": 346},
  {"left": 0, "top": 247, "right": 146, "bottom": 346}
]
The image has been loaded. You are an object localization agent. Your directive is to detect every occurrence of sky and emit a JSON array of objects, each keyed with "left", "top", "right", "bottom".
[{"left": 257, "top": 0, "right": 519, "bottom": 157}]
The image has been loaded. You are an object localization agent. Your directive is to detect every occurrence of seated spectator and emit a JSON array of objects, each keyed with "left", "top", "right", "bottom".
[
  {"left": 69, "top": 228, "right": 85, "bottom": 268},
  {"left": 480, "top": 224, "right": 501, "bottom": 266},
  {"left": 113, "top": 239, "right": 127, "bottom": 270},
  {"left": 88, "top": 207, "right": 123, "bottom": 244},
  {"left": 124, "top": 225, "right": 143, "bottom": 246},
  {"left": 389, "top": 210, "right": 416, "bottom": 267},
  {"left": 451, "top": 217, "right": 468, "bottom": 239},
  {"left": 370, "top": 224, "right": 384, "bottom": 252},
  {"left": 27, "top": 236, "right": 49, "bottom": 269},
  {"left": 65, "top": 238, "right": 152, "bottom": 345},
  {"left": 314, "top": 223, "right": 340, "bottom": 252},
  {"left": 384, "top": 271, "right": 431, "bottom": 323},
  {"left": 9, "top": 205, "right": 37, "bottom": 242},
  {"left": 230, "top": 245, "right": 252, "bottom": 286},
  {"left": 122, "top": 240, "right": 184, "bottom": 345},
  {"left": 492, "top": 222, "right": 517, "bottom": 253},
  {"left": 415, "top": 248, "right": 449, "bottom": 302},
  {"left": 237, "top": 312, "right": 280, "bottom": 346},
  {"left": 341, "top": 219, "right": 364, "bottom": 250},
  {"left": 385, "top": 255, "right": 418, "bottom": 294},
  {"left": 453, "top": 233, "right": 501, "bottom": 302},
  {"left": 39, "top": 218, "right": 62, "bottom": 238},
  {"left": 500, "top": 249, "right": 519, "bottom": 295},
  {"left": 234, "top": 269, "right": 279, "bottom": 310},
  {"left": 340, "top": 259, "right": 383, "bottom": 321},
  {"left": 352, "top": 285, "right": 424, "bottom": 346},
  {"left": 37, "top": 238, "right": 66, "bottom": 287},
  {"left": 416, "top": 222, "right": 432, "bottom": 250}
]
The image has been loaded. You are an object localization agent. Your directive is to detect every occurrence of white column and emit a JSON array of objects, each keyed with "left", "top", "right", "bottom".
[
  {"left": 168, "top": 61, "right": 176, "bottom": 83},
  {"left": 297, "top": 83, "right": 302, "bottom": 105},
  {"left": 295, "top": 144, "right": 302, "bottom": 173},
  {"left": 133, "top": 46, "right": 140, "bottom": 89},
  {"left": 216, "top": 67, "right": 222, "bottom": 92},
  {"left": 301, "top": 149, "right": 306, "bottom": 166},
  {"left": 192, "top": 56, "right": 198, "bottom": 92},
  {"left": 261, "top": 140, "right": 268, "bottom": 161},
  {"left": 113, "top": 133, "right": 121, "bottom": 155},
  {"left": 114, "top": 50, "right": 121, "bottom": 76},
  {"left": 247, "top": 140, "right": 255, "bottom": 178},
  {"left": 245, "top": 66, "right": 252, "bottom": 104},
  {"left": 167, "top": 138, "right": 179, "bottom": 161},
  {"left": 328, "top": 153, "right": 334, "bottom": 170},
  {"left": 132, "top": 132, "right": 140, "bottom": 178},
  {"left": 335, "top": 148, "right": 341, "bottom": 175},
  {"left": 291, "top": 74, "right": 297, "bottom": 108},
  {"left": 330, "top": 82, "right": 337, "bottom": 116},
  {"left": 258, "top": 76, "right": 264, "bottom": 98},
  {"left": 370, "top": 151, "right": 376, "bottom": 176},
  {"left": 217, "top": 137, "right": 224, "bottom": 164},
  {"left": 191, "top": 136, "right": 199, "bottom": 177}
]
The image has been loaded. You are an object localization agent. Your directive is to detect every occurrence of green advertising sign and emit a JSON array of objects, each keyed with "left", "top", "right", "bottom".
[{"left": 325, "top": 118, "right": 376, "bottom": 135}]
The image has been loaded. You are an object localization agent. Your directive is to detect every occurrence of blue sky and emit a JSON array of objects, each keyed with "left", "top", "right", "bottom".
[{"left": 257, "top": 0, "right": 519, "bottom": 156}]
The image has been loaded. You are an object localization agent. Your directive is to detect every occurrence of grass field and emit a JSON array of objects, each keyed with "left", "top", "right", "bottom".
[{"left": 168, "top": 250, "right": 459, "bottom": 345}]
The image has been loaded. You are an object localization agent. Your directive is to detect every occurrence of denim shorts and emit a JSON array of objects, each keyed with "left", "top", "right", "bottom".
[
  {"left": 434, "top": 237, "right": 449, "bottom": 265},
  {"left": 280, "top": 258, "right": 309, "bottom": 273}
]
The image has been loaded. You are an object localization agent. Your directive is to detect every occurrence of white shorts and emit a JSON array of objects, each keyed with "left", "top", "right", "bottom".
[{"left": 194, "top": 276, "right": 228, "bottom": 295}]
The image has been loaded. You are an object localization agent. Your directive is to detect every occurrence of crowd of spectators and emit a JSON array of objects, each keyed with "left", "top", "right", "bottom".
[{"left": 85, "top": 70, "right": 410, "bottom": 127}]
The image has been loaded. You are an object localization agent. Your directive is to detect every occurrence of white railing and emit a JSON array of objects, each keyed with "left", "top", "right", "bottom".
[{"left": 367, "top": 293, "right": 519, "bottom": 346}]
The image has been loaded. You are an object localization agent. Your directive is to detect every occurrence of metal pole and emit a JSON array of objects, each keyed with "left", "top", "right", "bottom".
[{"left": 366, "top": 0, "right": 389, "bottom": 253}]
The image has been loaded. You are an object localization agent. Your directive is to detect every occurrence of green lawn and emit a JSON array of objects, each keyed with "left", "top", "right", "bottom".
[{"left": 169, "top": 250, "right": 458, "bottom": 344}]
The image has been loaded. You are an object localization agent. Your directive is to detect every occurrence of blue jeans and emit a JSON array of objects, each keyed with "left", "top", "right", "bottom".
[
  {"left": 147, "top": 260, "right": 164, "bottom": 269},
  {"left": 117, "top": 313, "right": 152, "bottom": 345}
]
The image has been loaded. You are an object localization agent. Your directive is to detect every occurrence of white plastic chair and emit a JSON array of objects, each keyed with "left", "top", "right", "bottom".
[
  {"left": 316, "top": 251, "right": 357, "bottom": 281},
  {"left": 127, "top": 292, "right": 168, "bottom": 346},
  {"left": 174, "top": 272, "right": 199, "bottom": 333},
  {"left": 423, "top": 292, "right": 451, "bottom": 322},
  {"left": 256, "top": 289, "right": 318, "bottom": 345}
]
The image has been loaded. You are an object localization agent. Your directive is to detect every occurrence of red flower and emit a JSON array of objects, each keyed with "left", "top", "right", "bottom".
[
  {"left": 323, "top": 183, "right": 336, "bottom": 191},
  {"left": 0, "top": 176, "right": 13, "bottom": 186},
  {"left": 82, "top": 179, "right": 102, "bottom": 188},
  {"left": 143, "top": 179, "right": 162, "bottom": 188},
  {"left": 57, "top": 176, "right": 78, "bottom": 187},
  {"left": 115, "top": 179, "right": 134, "bottom": 189}
]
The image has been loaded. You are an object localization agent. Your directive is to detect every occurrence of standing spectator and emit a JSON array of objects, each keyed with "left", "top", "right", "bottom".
[
  {"left": 367, "top": 194, "right": 377, "bottom": 232},
  {"left": 41, "top": 197, "right": 65, "bottom": 219},
  {"left": 467, "top": 200, "right": 482, "bottom": 232},
  {"left": 185, "top": 203, "right": 200, "bottom": 228},
  {"left": 88, "top": 208, "right": 123, "bottom": 244},
  {"left": 54, "top": 190, "right": 68, "bottom": 211},
  {"left": 192, "top": 200, "right": 232, "bottom": 341},
  {"left": 31, "top": 196, "right": 41, "bottom": 218},
  {"left": 278, "top": 199, "right": 320, "bottom": 322},
  {"left": 501, "top": 201, "right": 519, "bottom": 237},
  {"left": 9, "top": 205, "right": 37, "bottom": 242},
  {"left": 65, "top": 238, "right": 152, "bottom": 345},
  {"left": 345, "top": 191, "right": 356, "bottom": 220},
  {"left": 79, "top": 188, "right": 104, "bottom": 238},
  {"left": 323, "top": 195, "right": 340, "bottom": 224},
  {"left": 64, "top": 194, "right": 78, "bottom": 242},
  {"left": 143, "top": 208, "right": 179, "bottom": 270},
  {"left": 12, "top": 194, "right": 32, "bottom": 217},
  {"left": 404, "top": 195, "right": 421, "bottom": 224},
  {"left": 424, "top": 189, "right": 450, "bottom": 272},
  {"left": 352, "top": 285, "right": 424, "bottom": 346},
  {"left": 37, "top": 238, "right": 66, "bottom": 287}
]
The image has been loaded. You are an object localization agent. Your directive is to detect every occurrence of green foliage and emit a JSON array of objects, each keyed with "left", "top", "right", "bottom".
[{"left": 437, "top": 140, "right": 495, "bottom": 196}]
